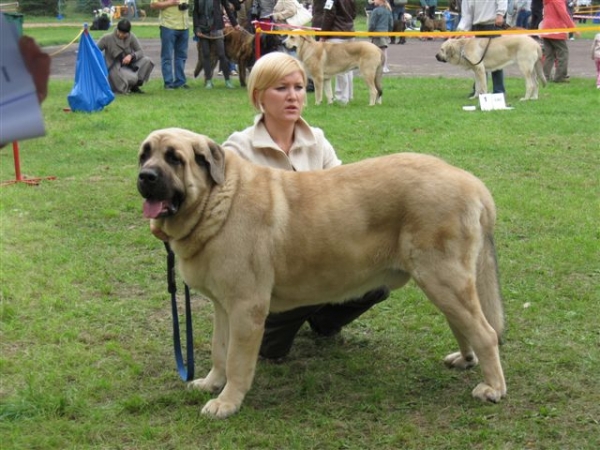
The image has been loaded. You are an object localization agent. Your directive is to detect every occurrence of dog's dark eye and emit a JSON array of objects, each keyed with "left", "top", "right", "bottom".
[
  {"left": 195, "top": 153, "right": 208, "bottom": 168},
  {"left": 165, "top": 147, "right": 182, "bottom": 166},
  {"left": 139, "top": 143, "right": 151, "bottom": 165}
]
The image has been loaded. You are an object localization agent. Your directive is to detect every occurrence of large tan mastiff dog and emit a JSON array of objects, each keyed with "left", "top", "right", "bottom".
[
  {"left": 284, "top": 34, "right": 384, "bottom": 106},
  {"left": 137, "top": 128, "right": 507, "bottom": 418},
  {"left": 435, "top": 36, "right": 546, "bottom": 100}
]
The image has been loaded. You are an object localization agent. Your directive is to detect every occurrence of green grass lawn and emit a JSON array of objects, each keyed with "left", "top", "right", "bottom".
[{"left": 1, "top": 64, "right": 599, "bottom": 449}]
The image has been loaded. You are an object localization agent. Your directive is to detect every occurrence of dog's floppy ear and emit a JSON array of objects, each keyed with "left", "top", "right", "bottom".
[
  {"left": 445, "top": 41, "right": 456, "bottom": 58},
  {"left": 193, "top": 138, "right": 225, "bottom": 185}
]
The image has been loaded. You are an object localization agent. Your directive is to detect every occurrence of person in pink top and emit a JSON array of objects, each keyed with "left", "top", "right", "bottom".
[
  {"left": 592, "top": 33, "right": 600, "bottom": 89},
  {"left": 540, "top": 0, "right": 579, "bottom": 83}
]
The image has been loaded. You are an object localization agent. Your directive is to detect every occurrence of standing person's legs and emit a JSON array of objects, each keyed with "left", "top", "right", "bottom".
[
  {"left": 530, "top": 8, "right": 543, "bottom": 30},
  {"left": 213, "top": 30, "right": 233, "bottom": 86},
  {"left": 173, "top": 28, "right": 189, "bottom": 88},
  {"left": 491, "top": 69, "right": 505, "bottom": 94},
  {"left": 382, "top": 45, "right": 390, "bottom": 72},
  {"left": 160, "top": 26, "right": 175, "bottom": 88},
  {"left": 330, "top": 38, "right": 354, "bottom": 104},
  {"left": 553, "top": 39, "right": 570, "bottom": 82},
  {"left": 428, "top": 6, "right": 436, "bottom": 20},
  {"left": 542, "top": 38, "right": 556, "bottom": 80},
  {"left": 201, "top": 37, "right": 213, "bottom": 87},
  {"left": 596, "top": 59, "right": 600, "bottom": 87}
]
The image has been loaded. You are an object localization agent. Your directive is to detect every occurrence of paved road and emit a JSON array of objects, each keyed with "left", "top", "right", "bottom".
[{"left": 47, "top": 36, "right": 595, "bottom": 81}]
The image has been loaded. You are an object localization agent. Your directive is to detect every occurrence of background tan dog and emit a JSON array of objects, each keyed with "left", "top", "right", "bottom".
[
  {"left": 435, "top": 36, "right": 546, "bottom": 100},
  {"left": 138, "top": 128, "right": 507, "bottom": 419},
  {"left": 284, "top": 34, "right": 384, "bottom": 106}
]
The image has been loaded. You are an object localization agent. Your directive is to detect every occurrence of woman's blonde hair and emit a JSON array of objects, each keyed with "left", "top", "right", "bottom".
[{"left": 247, "top": 52, "right": 308, "bottom": 111}]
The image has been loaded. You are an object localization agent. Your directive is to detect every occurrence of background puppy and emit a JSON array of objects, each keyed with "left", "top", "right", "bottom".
[
  {"left": 193, "top": 26, "right": 256, "bottom": 87},
  {"left": 417, "top": 11, "right": 447, "bottom": 35},
  {"left": 390, "top": 17, "right": 407, "bottom": 45}
]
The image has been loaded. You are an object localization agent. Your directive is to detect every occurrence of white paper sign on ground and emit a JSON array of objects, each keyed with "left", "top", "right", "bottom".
[{"left": 479, "top": 93, "right": 514, "bottom": 111}]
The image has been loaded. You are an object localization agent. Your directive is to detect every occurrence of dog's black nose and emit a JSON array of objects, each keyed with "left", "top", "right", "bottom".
[{"left": 139, "top": 168, "right": 158, "bottom": 184}]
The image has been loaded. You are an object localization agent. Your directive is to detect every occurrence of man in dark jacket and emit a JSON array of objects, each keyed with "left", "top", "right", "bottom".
[{"left": 320, "top": 0, "right": 357, "bottom": 104}]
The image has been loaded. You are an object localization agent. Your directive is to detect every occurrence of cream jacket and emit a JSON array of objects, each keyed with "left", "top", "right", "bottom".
[{"left": 222, "top": 115, "right": 342, "bottom": 171}]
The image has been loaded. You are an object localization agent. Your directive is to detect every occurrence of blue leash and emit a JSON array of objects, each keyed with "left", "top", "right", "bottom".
[{"left": 165, "top": 242, "right": 195, "bottom": 382}]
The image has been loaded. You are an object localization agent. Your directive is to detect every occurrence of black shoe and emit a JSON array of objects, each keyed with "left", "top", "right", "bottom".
[
  {"left": 176, "top": 84, "right": 190, "bottom": 90},
  {"left": 131, "top": 86, "right": 145, "bottom": 94}
]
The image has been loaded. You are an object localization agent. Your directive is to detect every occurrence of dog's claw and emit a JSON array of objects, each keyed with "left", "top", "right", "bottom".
[
  {"left": 444, "top": 351, "right": 478, "bottom": 370},
  {"left": 472, "top": 382, "right": 506, "bottom": 403},
  {"left": 201, "top": 398, "right": 240, "bottom": 419},
  {"left": 188, "top": 376, "right": 225, "bottom": 394}
]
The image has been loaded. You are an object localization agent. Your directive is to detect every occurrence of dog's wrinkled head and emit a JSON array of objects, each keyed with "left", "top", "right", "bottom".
[
  {"left": 137, "top": 128, "right": 225, "bottom": 220},
  {"left": 435, "top": 39, "right": 459, "bottom": 63}
]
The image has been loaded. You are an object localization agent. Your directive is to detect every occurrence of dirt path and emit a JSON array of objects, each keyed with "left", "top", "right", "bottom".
[{"left": 46, "top": 36, "right": 595, "bottom": 81}]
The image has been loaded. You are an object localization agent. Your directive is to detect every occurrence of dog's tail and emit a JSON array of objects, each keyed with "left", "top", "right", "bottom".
[
  {"left": 477, "top": 232, "right": 505, "bottom": 342},
  {"left": 535, "top": 59, "right": 547, "bottom": 87},
  {"left": 376, "top": 51, "right": 384, "bottom": 102},
  {"left": 535, "top": 44, "right": 547, "bottom": 87}
]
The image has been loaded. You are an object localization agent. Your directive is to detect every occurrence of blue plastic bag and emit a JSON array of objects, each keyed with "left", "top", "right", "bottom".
[{"left": 67, "top": 26, "right": 114, "bottom": 112}]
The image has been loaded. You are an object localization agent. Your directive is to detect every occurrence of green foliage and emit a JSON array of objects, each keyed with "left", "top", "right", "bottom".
[
  {"left": 1, "top": 76, "right": 599, "bottom": 449},
  {"left": 18, "top": 0, "right": 58, "bottom": 16}
]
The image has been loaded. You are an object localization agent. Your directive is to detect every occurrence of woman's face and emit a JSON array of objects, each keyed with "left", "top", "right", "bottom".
[{"left": 258, "top": 70, "right": 305, "bottom": 124}]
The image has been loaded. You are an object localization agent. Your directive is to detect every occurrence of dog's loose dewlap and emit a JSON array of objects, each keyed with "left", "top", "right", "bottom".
[{"left": 138, "top": 128, "right": 507, "bottom": 418}]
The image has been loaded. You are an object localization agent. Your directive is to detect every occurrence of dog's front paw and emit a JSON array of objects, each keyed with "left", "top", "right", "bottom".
[
  {"left": 201, "top": 398, "right": 240, "bottom": 419},
  {"left": 472, "top": 382, "right": 506, "bottom": 403},
  {"left": 443, "top": 351, "right": 479, "bottom": 370},
  {"left": 188, "top": 371, "right": 226, "bottom": 393}
]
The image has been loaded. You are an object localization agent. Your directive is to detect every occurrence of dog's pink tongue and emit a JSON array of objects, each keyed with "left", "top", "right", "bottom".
[{"left": 143, "top": 200, "right": 166, "bottom": 219}]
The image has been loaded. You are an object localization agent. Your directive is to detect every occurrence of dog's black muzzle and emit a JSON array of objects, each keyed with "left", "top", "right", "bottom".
[
  {"left": 435, "top": 54, "right": 447, "bottom": 63},
  {"left": 137, "top": 166, "right": 178, "bottom": 203},
  {"left": 138, "top": 166, "right": 182, "bottom": 218}
]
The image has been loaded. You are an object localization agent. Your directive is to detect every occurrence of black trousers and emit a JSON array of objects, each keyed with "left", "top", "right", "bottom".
[{"left": 259, "top": 287, "right": 390, "bottom": 359}]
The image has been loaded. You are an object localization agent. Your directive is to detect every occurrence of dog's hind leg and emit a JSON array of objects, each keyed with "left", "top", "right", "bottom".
[
  {"left": 521, "top": 70, "right": 536, "bottom": 101},
  {"left": 519, "top": 55, "right": 540, "bottom": 100},
  {"left": 415, "top": 266, "right": 506, "bottom": 403},
  {"left": 410, "top": 216, "right": 506, "bottom": 404}
]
